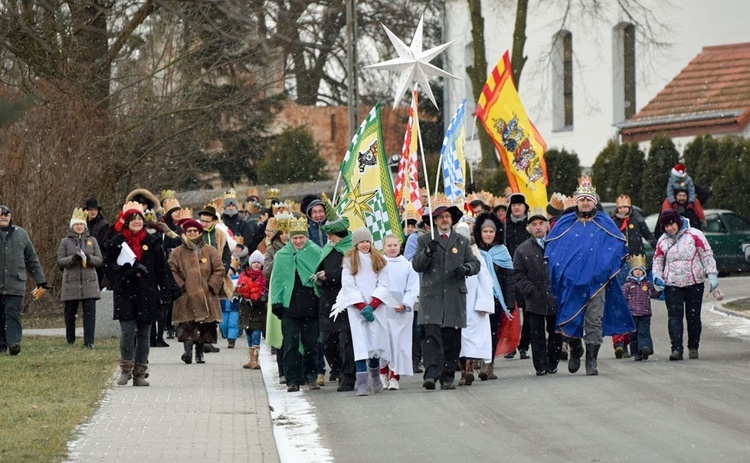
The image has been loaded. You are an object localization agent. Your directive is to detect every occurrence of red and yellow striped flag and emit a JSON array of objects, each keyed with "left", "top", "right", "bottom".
[{"left": 475, "top": 51, "right": 548, "bottom": 209}]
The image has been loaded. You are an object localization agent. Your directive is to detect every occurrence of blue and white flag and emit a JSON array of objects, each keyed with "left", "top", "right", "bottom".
[{"left": 440, "top": 100, "right": 467, "bottom": 208}]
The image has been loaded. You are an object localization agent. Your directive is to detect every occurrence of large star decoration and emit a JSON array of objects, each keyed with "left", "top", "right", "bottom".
[
  {"left": 341, "top": 180, "right": 376, "bottom": 224},
  {"left": 365, "top": 15, "right": 457, "bottom": 109}
]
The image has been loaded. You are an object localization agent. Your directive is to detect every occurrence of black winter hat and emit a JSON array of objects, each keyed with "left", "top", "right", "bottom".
[{"left": 85, "top": 198, "right": 102, "bottom": 210}]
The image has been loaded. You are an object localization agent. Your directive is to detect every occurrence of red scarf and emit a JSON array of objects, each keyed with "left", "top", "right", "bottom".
[
  {"left": 122, "top": 227, "right": 147, "bottom": 261},
  {"left": 236, "top": 269, "right": 267, "bottom": 301},
  {"left": 618, "top": 217, "right": 629, "bottom": 232}
]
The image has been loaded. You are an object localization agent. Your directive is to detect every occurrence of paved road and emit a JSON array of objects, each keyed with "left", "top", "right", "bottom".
[{"left": 294, "top": 277, "right": 750, "bottom": 462}]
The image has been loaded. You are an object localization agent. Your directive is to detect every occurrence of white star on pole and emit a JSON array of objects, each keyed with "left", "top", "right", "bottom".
[{"left": 365, "top": 16, "right": 457, "bottom": 110}]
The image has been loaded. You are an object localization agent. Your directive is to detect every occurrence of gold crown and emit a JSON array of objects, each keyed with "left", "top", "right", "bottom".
[
  {"left": 71, "top": 208, "right": 87, "bottom": 223},
  {"left": 430, "top": 194, "right": 452, "bottom": 209},
  {"left": 160, "top": 189, "right": 176, "bottom": 202},
  {"left": 266, "top": 217, "right": 277, "bottom": 232},
  {"left": 224, "top": 189, "right": 237, "bottom": 200},
  {"left": 616, "top": 194, "right": 631, "bottom": 208},
  {"left": 289, "top": 215, "right": 308, "bottom": 234},
  {"left": 548, "top": 192, "right": 566, "bottom": 211},
  {"left": 245, "top": 187, "right": 259, "bottom": 198},
  {"left": 211, "top": 197, "right": 224, "bottom": 211},
  {"left": 528, "top": 206, "right": 548, "bottom": 221},
  {"left": 122, "top": 201, "right": 145, "bottom": 214},
  {"left": 563, "top": 195, "right": 576, "bottom": 209},
  {"left": 630, "top": 254, "right": 646, "bottom": 269},
  {"left": 175, "top": 208, "right": 194, "bottom": 222},
  {"left": 405, "top": 209, "right": 420, "bottom": 221},
  {"left": 143, "top": 209, "right": 157, "bottom": 223},
  {"left": 163, "top": 197, "right": 180, "bottom": 212},
  {"left": 272, "top": 201, "right": 289, "bottom": 214},
  {"left": 274, "top": 211, "right": 294, "bottom": 233},
  {"left": 492, "top": 195, "right": 509, "bottom": 208},
  {"left": 574, "top": 176, "right": 597, "bottom": 197},
  {"left": 266, "top": 188, "right": 280, "bottom": 199},
  {"left": 288, "top": 200, "right": 300, "bottom": 214}
]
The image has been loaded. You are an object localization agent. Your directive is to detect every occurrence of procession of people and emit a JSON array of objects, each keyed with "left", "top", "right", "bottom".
[{"left": 0, "top": 167, "right": 722, "bottom": 396}]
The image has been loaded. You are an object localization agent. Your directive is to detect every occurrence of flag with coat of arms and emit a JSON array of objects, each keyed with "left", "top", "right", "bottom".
[
  {"left": 475, "top": 51, "right": 548, "bottom": 210},
  {"left": 336, "top": 104, "right": 405, "bottom": 249}
]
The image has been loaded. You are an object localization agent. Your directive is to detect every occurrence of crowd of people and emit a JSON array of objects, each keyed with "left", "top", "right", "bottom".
[{"left": 0, "top": 162, "right": 721, "bottom": 395}]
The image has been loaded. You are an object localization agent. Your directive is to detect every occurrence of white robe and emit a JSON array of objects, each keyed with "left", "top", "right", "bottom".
[
  {"left": 384, "top": 256, "right": 419, "bottom": 376},
  {"left": 460, "top": 249, "right": 495, "bottom": 361},
  {"left": 334, "top": 252, "right": 393, "bottom": 362}
]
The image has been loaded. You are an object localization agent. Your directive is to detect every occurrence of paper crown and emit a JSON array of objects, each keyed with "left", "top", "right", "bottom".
[
  {"left": 405, "top": 209, "right": 420, "bottom": 221},
  {"left": 288, "top": 200, "right": 300, "bottom": 214},
  {"left": 548, "top": 192, "right": 566, "bottom": 211},
  {"left": 266, "top": 188, "right": 280, "bottom": 199},
  {"left": 431, "top": 194, "right": 452, "bottom": 209},
  {"left": 160, "top": 189, "right": 176, "bottom": 203},
  {"left": 616, "top": 194, "right": 631, "bottom": 208},
  {"left": 492, "top": 195, "right": 509, "bottom": 208},
  {"left": 289, "top": 215, "right": 308, "bottom": 235},
  {"left": 163, "top": 197, "right": 180, "bottom": 213},
  {"left": 467, "top": 191, "right": 494, "bottom": 207},
  {"left": 211, "top": 197, "right": 224, "bottom": 212},
  {"left": 272, "top": 201, "right": 289, "bottom": 214},
  {"left": 630, "top": 254, "right": 646, "bottom": 270},
  {"left": 563, "top": 195, "right": 576, "bottom": 209},
  {"left": 528, "top": 206, "right": 548, "bottom": 221},
  {"left": 574, "top": 176, "right": 597, "bottom": 198},
  {"left": 224, "top": 189, "right": 237, "bottom": 200},
  {"left": 70, "top": 208, "right": 88, "bottom": 223},
  {"left": 122, "top": 201, "right": 145, "bottom": 215},
  {"left": 274, "top": 211, "right": 294, "bottom": 233},
  {"left": 175, "top": 208, "right": 194, "bottom": 222},
  {"left": 143, "top": 209, "right": 157, "bottom": 223},
  {"left": 245, "top": 187, "right": 259, "bottom": 198}
]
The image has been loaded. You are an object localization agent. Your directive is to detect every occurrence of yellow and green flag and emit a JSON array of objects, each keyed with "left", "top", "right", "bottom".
[{"left": 336, "top": 104, "right": 405, "bottom": 249}]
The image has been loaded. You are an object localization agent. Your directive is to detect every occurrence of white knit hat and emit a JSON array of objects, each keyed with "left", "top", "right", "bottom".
[
  {"left": 249, "top": 250, "right": 264, "bottom": 266},
  {"left": 351, "top": 227, "right": 372, "bottom": 246}
]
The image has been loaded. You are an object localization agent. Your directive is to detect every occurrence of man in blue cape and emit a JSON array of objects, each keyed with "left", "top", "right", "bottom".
[{"left": 545, "top": 177, "right": 635, "bottom": 376}]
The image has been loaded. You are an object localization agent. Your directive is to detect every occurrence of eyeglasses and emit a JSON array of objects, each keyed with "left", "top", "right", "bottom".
[
  {"left": 185, "top": 228, "right": 201, "bottom": 234},
  {"left": 199, "top": 220, "right": 213, "bottom": 225},
  {"left": 0, "top": 212, "right": 9, "bottom": 217}
]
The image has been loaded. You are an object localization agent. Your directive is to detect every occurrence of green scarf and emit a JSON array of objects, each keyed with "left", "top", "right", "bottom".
[
  {"left": 313, "top": 232, "right": 353, "bottom": 296},
  {"left": 270, "top": 239, "right": 322, "bottom": 308}
]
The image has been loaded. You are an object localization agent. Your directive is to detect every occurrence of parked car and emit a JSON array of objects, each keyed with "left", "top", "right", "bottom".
[
  {"left": 643, "top": 209, "right": 750, "bottom": 276},
  {"left": 600, "top": 202, "right": 647, "bottom": 218}
]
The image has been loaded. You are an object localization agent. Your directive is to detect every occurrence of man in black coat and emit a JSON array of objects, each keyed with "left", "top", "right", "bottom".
[
  {"left": 513, "top": 207, "right": 561, "bottom": 376},
  {"left": 505, "top": 193, "right": 531, "bottom": 359},
  {"left": 85, "top": 198, "right": 109, "bottom": 288}
]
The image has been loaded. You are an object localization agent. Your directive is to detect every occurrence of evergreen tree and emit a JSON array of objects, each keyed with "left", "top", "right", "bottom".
[
  {"left": 544, "top": 148, "right": 581, "bottom": 195},
  {"left": 257, "top": 126, "right": 328, "bottom": 184},
  {"left": 591, "top": 139, "right": 622, "bottom": 202},
  {"left": 616, "top": 143, "right": 647, "bottom": 207},
  {"left": 710, "top": 137, "right": 750, "bottom": 216},
  {"left": 643, "top": 134, "right": 679, "bottom": 214}
]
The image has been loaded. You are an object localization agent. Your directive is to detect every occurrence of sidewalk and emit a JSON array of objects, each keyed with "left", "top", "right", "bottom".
[{"left": 27, "top": 329, "right": 279, "bottom": 463}]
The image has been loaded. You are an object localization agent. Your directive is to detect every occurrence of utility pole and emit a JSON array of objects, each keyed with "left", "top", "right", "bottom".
[{"left": 346, "top": 0, "right": 359, "bottom": 139}]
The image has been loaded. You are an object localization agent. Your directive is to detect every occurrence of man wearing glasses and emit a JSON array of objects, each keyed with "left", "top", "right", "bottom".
[{"left": 0, "top": 205, "right": 48, "bottom": 355}]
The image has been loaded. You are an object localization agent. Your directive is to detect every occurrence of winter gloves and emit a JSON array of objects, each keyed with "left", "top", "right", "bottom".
[
  {"left": 425, "top": 239, "right": 439, "bottom": 256},
  {"left": 653, "top": 277, "right": 665, "bottom": 292},
  {"left": 708, "top": 274, "right": 719, "bottom": 292},
  {"left": 453, "top": 264, "right": 471, "bottom": 279},
  {"left": 361, "top": 305, "right": 375, "bottom": 322},
  {"left": 272, "top": 304, "right": 284, "bottom": 318}
]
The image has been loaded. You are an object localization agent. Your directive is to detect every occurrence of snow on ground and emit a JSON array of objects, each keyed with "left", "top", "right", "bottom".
[
  {"left": 705, "top": 303, "right": 750, "bottom": 339},
  {"left": 260, "top": 346, "right": 333, "bottom": 463}
]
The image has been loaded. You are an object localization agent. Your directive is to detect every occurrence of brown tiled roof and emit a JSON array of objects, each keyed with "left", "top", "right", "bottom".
[{"left": 621, "top": 42, "right": 750, "bottom": 141}]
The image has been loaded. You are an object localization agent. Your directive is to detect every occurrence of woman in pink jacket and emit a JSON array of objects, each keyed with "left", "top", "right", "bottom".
[{"left": 652, "top": 209, "right": 718, "bottom": 361}]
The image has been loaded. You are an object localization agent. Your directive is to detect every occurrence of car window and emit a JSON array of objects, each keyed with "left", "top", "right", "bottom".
[
  {"left": 722, "top": 213, "right": 750, "bottom": 232},
  {"left": 704, "top": 215, "right": 726, "bottom": 233}
]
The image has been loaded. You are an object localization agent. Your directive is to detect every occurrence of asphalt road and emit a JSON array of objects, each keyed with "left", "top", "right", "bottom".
[{"left": 303, "top": 276, "right": 750, "bottom": 462}]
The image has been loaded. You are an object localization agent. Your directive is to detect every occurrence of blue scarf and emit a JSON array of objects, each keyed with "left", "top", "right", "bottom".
[{"left": 478, "top": 245, "right": 513, "bottom": 312}]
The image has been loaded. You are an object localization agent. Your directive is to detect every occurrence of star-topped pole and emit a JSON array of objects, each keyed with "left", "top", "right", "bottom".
[{"left": 365, "top": 15, "right": 457, "bottom": 109}]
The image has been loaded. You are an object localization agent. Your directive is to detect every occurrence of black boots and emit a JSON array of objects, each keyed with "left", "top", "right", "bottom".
[
  {"left": 568, "top": 340, "right": 584, "bottom": 373},
  {"left": 182, "top": 341, "right": 193, "bottom": 364},
  {"left": 195, "top": 343, "right": 205, "bottom": 364},
  {"left": 586, "top": 343, "right": 600, "bottom": 376}
]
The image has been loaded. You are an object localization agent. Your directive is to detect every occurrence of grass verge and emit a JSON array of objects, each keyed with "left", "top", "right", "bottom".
[
  {"left": 724, "top": 297, "right": 750, "bottom": 312},
  {"left": 0, "top": 335, "right": 118, "bottom": 462}
]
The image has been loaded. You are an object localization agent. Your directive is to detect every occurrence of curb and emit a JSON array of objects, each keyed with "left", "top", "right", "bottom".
[{"left": 711, "top": 297, "right": 750, "bottom": 320}]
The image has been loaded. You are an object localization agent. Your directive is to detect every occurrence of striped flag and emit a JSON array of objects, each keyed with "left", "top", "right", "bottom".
[
  {"left": 336, "top": 104, "right": 405, "bottom": 249},
  {"left": 476, "top": 51, "right": 548, "bottom": 209},
  {"left": 394, "top": 86, "right": 424, "bottom": 216},
  {"left": 440, "top": 100, "right": 467, "bottom": 209}
]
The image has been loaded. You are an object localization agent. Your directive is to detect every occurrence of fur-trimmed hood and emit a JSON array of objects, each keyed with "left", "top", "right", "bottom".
[
  {"left": 125, "top": 188, "right": 161, "bottom": 212},
  {"left": 473, "top": 212, "right": 505, "bottom": 249}
]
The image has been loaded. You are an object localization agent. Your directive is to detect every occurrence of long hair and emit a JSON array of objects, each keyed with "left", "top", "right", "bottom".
[
  {"left": 473, "top": 212, "right": 505, "bottom": 250},
  {"left": 344, "top": 245, "right": 387, "bottom": 276}
]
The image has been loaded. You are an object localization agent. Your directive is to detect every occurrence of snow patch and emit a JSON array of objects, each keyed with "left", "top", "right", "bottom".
[
  {"left": 260, "top": 346, "right": 333, "bottom": 463},
  {"left": 705, "top": 303, "right": 750, "bottom": 339}
]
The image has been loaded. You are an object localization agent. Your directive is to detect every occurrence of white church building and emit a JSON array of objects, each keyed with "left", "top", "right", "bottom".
[{"left": 442, "top": 0, "right": 750, "bottom": 168}]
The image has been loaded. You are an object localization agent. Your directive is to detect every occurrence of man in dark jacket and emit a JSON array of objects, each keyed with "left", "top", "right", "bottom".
[
  {"left": 313, "top": 215, "right": 355, "bottom": 392},
  {"left": 513, "top": 207, "right": 561, "bottom": 376},
  {"left": 303, "top": 196, "right": 328, "bottom": 248},
  {"left": 0, "top": 205, "right": 48, "bottom": 355},
  {"left": 85, "top": 198, "right": 109, "bottom": 288},
  {"left": 270, "top": 217, "right": 322, "bottom": 392},
  {"left": 505, "top": 193, "right": 531, "bottom": 359},
  {"left": 222, "top": 195, "right": 252, "bottom": 246},
  {"left": 413, "top": 200, "right": 480, "bottom": 390}
]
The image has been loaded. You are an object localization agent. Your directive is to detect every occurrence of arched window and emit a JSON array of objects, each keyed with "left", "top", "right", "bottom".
[
  {"left": 552, "top": 30, "right": 573, "bottom": 130},
  {"left": 613, "top": 23, "right": 636, "bottom": 122}
]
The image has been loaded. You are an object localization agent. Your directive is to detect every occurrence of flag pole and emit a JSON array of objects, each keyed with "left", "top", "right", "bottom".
[
  {"left": 414, "top": 87, "right": 435, "bottom": 239},
  {"left": 331, "top": 169, "right": 343, "bottom": 205},
  {"left": 469, "top": 115, "right": 478, "bottom": 185}
]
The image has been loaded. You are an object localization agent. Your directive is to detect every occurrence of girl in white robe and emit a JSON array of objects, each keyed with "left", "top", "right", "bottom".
[
  {"left": 380, "top": 234, "right": 420, "bottom": 390},
  {"left": 455, "top": 223, "right": 495, "bottom": 386},
  {"left": 332, "top": 228, "right": 394, "bottom": 396}
]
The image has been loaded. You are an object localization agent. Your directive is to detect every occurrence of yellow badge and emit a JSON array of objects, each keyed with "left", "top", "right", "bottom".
[
  {"left": 642, "top": 285, "right": 649, "bottom": 292},
  {"left": 629, "top": 224, "right": 634, "bottom": 229},
  {"left": 87, "top": 241, "right": 92, "bottom": 246},
  {"left": 142, "top": 244, "right": 149, "bottom": 251},
  {"left": 201, "top": 258, "right": 207, "bottom": 263},
  {"left": 452, "top": 247, "right": 458, "bottom": 254}
]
